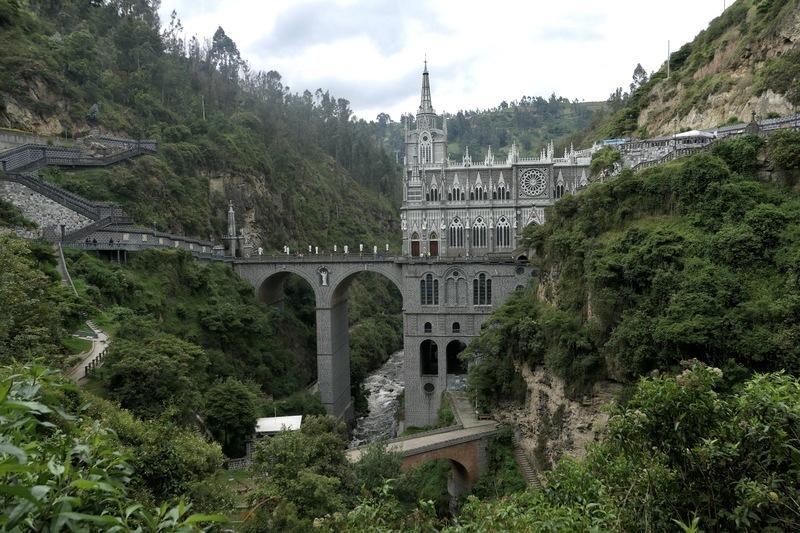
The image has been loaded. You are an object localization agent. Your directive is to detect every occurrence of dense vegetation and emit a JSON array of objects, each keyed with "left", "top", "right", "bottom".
[
  {"left": 0, "top": 235, "right": 85, "bottom": 366},
  {"left": 468, "top": 134, "right": 800, "bottom": 405},
  {"left": 0, "top": 363, "right": 229, "bottom": 531},
  {"left": 390, "top": 96, "right": 604, "bottom": 163},
  {"left": 0, "top": 0, "right": 401, "bottom": 249},
  {"left": 325, "top": 365, "right": 800, "bottom": 531}
]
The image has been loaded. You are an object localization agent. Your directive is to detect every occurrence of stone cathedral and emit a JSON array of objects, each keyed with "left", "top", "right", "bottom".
[
  {"left": 401, "top": 62, "right": 593, "bottom": 258},
  {"left": 397, "top": 64, "right": 594, "bottom": 426}
]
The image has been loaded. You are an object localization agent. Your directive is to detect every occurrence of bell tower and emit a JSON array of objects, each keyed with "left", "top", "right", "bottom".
[{"left": 404, "top": 61, "right": 448, "bottom": 205}]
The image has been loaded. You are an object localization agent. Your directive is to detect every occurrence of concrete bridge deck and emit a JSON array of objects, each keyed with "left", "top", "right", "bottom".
[{"left": 345, "top": 421, "right": 497, "bottom": 462}]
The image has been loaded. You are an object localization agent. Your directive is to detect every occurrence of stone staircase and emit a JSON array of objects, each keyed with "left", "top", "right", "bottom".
[
  {"left": 512, "top": 434, "right": 542, "bottom": 488},
  {"left": 0, "top": 135, "right": 219, "bottom": 258}
]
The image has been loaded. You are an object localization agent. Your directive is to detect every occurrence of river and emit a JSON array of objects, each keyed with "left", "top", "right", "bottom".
[{"left": 349, "top": 350, "right": 405, "bottom": 448}]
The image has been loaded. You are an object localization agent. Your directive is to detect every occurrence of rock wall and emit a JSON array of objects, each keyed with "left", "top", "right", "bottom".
[
  {"left": 0, "top": 180, "right": 91, "bottom": 234},
  {"left": 495, "top": 363, "right": 621, "bottom": 469},
  {"left": 637, "top": 5, "right": 800, "bottom": 136}
]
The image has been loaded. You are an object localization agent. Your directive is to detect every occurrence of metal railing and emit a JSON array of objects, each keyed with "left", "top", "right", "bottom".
[{"left": 84, "top": 346, "right": 109, "bottom": 377}]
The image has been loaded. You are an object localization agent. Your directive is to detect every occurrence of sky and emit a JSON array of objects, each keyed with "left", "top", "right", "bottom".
[{"left": 159, "top": 0, "right": 727, "bottom": 121}]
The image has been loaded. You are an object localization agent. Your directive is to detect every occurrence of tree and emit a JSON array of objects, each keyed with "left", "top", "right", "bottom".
[
  {"left": 243, "top": 416, "right": 354, "bottom": 530},
  {"left": 203, "top": 377, "right": 257, "bottom": 457},
  {"left": 0, "top": 236, "right": 83, "bottom": 365},
  {"left": 103, "top": 333, "right": 208, "bottom": 419},
  {"left": 0, "top": 363, "right": 226, "bottom": 531},
  {"left": 630, "top": 62, "right": 648, "bottom": 92}
]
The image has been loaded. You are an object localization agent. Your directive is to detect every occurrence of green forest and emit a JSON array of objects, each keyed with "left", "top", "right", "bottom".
[
  {"left": 3, "top": 0, "right": 800, "bottom": 530},
  {"left": 1, "top": 0, "right": 401, "bottom": 249}
]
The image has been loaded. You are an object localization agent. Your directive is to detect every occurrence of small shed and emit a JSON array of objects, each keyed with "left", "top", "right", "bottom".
[{"left": 254, "top": 415, "right": 303, "bottom": 437}]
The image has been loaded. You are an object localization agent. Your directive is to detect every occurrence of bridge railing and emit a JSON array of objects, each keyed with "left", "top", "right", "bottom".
[{"left": 234, "top": 253, "right": 523, "bottom": 264}]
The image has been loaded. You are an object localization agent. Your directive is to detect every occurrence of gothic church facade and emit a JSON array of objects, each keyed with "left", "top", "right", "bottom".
[
  {"left": 399, "top": 65, "right": 594, "bottom": 426},
  {"left": 401, "top": 63, "right": 593, "bottom": 258}
]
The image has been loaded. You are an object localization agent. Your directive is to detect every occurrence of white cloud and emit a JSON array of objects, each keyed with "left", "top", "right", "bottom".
[{"left": 160, "top": 0, "right": 725, "bottom": 121}]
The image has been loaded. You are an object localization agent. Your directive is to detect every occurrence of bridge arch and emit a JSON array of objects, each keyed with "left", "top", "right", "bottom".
[
  {"left": 234, "top": 259, "right": 404, "bottom": 420},
  {"left": 400, "top": 437, "right": 489, "bottom": 498},
  {"left": 256, "top": 269, "right": 321, "bottom": 308}
]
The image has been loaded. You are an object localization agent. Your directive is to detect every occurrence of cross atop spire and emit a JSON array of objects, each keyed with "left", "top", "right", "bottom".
[{"left": 418, "top": 60, "right": 434, "bottom": 116}]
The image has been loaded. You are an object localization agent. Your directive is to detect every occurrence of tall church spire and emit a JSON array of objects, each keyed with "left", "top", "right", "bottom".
[{"left": 418, "top": 60, "right": 434, "bottom": 115}]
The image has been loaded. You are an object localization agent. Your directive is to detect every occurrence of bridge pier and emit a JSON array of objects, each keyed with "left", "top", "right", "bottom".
[{"left": 316, "top": 300, "right": 353, "bottom": 421}]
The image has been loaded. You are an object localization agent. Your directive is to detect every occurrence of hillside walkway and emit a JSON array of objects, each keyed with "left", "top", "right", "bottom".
[{"left": 67, "top": 320, "right": 109, "bottom": 386}]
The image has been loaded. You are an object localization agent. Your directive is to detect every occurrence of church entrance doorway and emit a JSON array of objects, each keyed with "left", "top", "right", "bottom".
[{"left": 411, "top": 232, "right": 420, "bottom": 257}]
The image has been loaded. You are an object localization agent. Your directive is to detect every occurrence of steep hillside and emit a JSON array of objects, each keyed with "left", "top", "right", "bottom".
[
  {"left": 596, "top": 0, "right": 800, "bottom": 139},
  {"left": 468, "top": 132, "right": 800, "bottom": 408},
  {"left": 0, "top": 0, "right": 400, "bottom": 250}
]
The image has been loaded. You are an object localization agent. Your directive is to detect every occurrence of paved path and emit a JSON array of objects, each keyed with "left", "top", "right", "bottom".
[
  {"left": 449, "top": 390, "right": 486, "bottom": 428},
  {"left": 67, "top": 320, "right": 109, "bottom": 386}
]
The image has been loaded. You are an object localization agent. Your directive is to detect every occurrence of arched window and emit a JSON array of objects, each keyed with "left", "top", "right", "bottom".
[
  {"left": 452, "top": 185, "right": 461, "bottom": 202},
  {"left": 472, "top": 217, "right": 487, "bottom": 248},
  {"left": 497, "top": 183, "right": 507, "bottom": 199},
  {"left": 473, "top": 273, "right": 492, "bottom": 305},
  {"left": 420, "top": 340, "right": 438, "bottom": 375},
  {"left": 420, "top": 273, "right": 439, "bottom": 305},
  {"left": 411, "top": 232, "right": 420, "bottom": 257},
  {"left": 429, "top": 187, "right": 439, "bottom": 201},
  {"left": 495, "top": 217, "right": 511, "bottom": 247},
  {"left": 419, "top": 132, "right": 433, "bottom": 164},
  {"left": 449, "top": 218, "right": 464, "bottom": 248},
  {"left": 452, "top": 322, "right": 461, "bottom": 333},
  {"left": 554, "top": 183, "right": 565, "bottom": 199},
  {"left": 424, "top": 322, "right": 432, "bottom": 333}
]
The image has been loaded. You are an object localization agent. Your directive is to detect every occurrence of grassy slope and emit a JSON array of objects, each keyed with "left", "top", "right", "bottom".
[
  {"left": 65, "top": 248, "right": 317, "bottom": 398},
  {"left": 585, "top": 0, "right": 800, "bottom": 140},
  {"left": 0, "top": 2, "right": 400, "bottom": 250}
]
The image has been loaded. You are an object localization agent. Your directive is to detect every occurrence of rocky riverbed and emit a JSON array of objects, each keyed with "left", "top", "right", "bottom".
[{"left": 349, "top": 350, "right": 405, "bottom": 448}]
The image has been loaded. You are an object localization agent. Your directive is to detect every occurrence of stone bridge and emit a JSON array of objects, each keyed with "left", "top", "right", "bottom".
[
  {"left": 234, "top": 256, "right": 405, "bottom": 419},
  {"left": 232, "top": 255, "right": 532, "bottom": 423},
  {"left": 346, "top": 391, "right": 499, "bottom": 495}
]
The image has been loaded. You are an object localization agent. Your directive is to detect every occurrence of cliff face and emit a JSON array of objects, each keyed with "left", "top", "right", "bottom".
[
  {"left": 640, "top": 2, "right": 800, "bottom": 135},
  {"left": 597, "top": 0, "right": 800, "bottom": 139},
  {"left": 495, "top": 363, "right": 621, "bottom": 468}
]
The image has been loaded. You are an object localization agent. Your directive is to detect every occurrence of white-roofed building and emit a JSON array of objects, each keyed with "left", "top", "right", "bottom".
[{"left": 254, "top": 415, "right": 303, "bottom": 437}]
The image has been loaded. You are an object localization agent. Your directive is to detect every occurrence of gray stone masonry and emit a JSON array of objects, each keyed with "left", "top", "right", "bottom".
[
  {"left": 0, "top": 180, "right": 91, "bottom": 235},
  {"left": 233, "top": 256, "right": 534, "bottom": 426}
]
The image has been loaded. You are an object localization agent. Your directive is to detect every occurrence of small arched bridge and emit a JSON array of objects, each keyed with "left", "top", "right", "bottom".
[{"left": 346, "top": 391, "right": 499, "bottom": 495}]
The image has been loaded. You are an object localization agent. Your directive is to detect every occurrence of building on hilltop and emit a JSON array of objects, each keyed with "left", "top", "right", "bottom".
[{"left": 401, "top": 62, "right": 594, "bottom": 259}]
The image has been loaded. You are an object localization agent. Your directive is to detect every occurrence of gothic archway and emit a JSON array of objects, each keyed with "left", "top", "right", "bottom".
[
  {"left": 420, "top": 339, "right": 439, "bottom": 376},
  {"left": 446, "top": 340, "right": 467, "bottom": 375},
  {"left": 411, "top": 232, "right": 420, "bottom": 257},
  {"left": 429, "top": 232, "right": 439, "bottom": 257}
]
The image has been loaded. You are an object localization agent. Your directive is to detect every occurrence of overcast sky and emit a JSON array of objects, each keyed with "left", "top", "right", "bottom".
[{"left": 159, "top": 0, "right": 726, "bottom": 121}]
